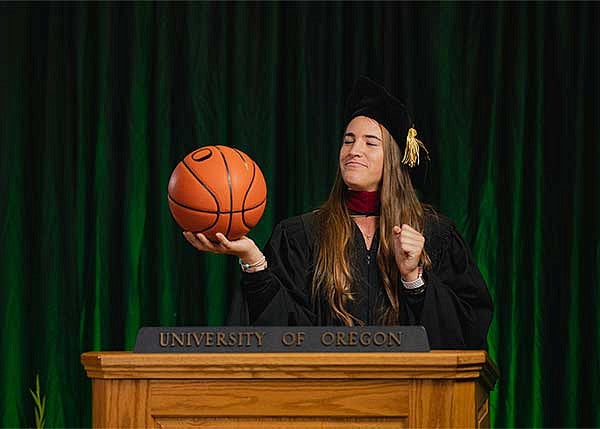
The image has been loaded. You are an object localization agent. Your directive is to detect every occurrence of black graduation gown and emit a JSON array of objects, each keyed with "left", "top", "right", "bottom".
[{"left": 227, "top": 211, "right": 493, "bottom": 350}]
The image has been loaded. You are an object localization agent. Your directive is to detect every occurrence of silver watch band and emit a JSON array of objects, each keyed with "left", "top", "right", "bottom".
[{"left": 401, "top": 268, "right": 425, "bottom": 290}]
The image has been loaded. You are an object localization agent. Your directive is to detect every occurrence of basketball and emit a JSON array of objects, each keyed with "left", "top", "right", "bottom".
[{"left": 167, "top": 146, "right": 267, "bottom": 241}]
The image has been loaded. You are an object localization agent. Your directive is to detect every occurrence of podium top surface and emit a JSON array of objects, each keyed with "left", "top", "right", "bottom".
[{"left": 81, "top": 350, "right": 499, "bottom": 391}]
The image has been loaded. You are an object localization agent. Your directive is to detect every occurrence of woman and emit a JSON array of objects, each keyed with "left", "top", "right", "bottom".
[{"left": 184, "top": 77, "right": 493, "bottom": 349}]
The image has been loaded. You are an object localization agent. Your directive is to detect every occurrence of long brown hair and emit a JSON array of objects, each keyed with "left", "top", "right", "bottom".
[{"left": 313, "top": 124, "right": 431, "bottom": 325}]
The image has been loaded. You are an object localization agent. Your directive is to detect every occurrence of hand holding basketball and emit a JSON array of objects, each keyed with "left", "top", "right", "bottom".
[{"left": 182, "top": 231, "right": 263, "bottom": 262}]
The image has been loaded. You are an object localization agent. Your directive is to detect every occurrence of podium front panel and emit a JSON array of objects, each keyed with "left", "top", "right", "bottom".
[{"left": 81, "top": 351, "right": 498, "bottom": 428}]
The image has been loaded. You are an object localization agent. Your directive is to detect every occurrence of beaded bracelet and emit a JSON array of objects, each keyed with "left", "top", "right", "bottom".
[{"left": 239, "top": 255, "right": 267, "bottom": 273}]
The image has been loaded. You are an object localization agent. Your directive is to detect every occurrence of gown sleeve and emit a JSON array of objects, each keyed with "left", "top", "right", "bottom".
[
  {"left": 404, "top": 217, "right": 493, "bottom": 349},
  {"left": 229, "top": 215, "right": 318, "bottom": 326}
]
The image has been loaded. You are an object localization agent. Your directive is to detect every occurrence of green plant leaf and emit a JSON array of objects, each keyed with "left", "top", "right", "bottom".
[{"left": 30, "top": 373, "right": 46, "bottom": 429}]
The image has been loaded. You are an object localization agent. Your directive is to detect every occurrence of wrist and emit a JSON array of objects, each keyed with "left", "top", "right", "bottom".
[
  {"left": 239, "top": 251, "right": 263, "bottom": 265},
  {"left": 402, "top": 266, "right": 421, "bottom": 282},
  {"left": 401, "top": 266, "right": 425, "bottom": 292},
  {"left": 239, "top": 253, "right": 268, "bottom": 273}
]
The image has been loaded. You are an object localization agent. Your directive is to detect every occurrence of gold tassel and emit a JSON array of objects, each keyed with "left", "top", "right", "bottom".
[{"left": 402, "top": 127, "right": 429, "bottom": 168}]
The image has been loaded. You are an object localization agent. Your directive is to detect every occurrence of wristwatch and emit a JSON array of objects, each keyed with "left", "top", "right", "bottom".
[{"left": 401, "top": 266, "right": 425, "bottom": 290}]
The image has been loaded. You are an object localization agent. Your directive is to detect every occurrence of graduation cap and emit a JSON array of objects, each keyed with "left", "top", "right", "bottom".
[{"left": 343, "top": 76, "right": 430, "bottom": 169}]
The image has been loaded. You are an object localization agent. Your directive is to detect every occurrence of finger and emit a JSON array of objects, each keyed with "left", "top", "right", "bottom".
[
  {"left": 400, "top": 242, "right": 421, "bottom": 253},
  {"left": 399, "top": 236, "right": 424, "bottom": 247},
  {"left": 398, "top": 228, "right": 423, "bottom": 240},
  {"left": 399, "top": 237, "right": 423, "bottom": 248},
  {"left": 196, "top": 232, "right": 222, "bottom": 253},
  {"left": 401, "top": 223, "right": 417, "bottom": 232},
  {"left": 215, "top": 232, "right": 233, "bottom": 249},
  {"left": 401, "top": 224, "right": 425, "bottom": 239},
  {"left": 187, "top": 232, "right": 219, "bottom": 253},
  {"left": 397, "top": 251, "right": 416, "bottom": 263},
  {"left": 402, "top": 248, "right": 421, "bottom": 258},
  {"left": 400, "top": 225, "right": 423, "bottom": 238},
  {"left": 400, "top": 231, "right": 425, "bottom": 246},
  {"left": 183, "top": 231, "right": 205, "bottom": 250},
  {"left": 400, "top": 252, "right": 419, "bottom": 263},
  {"left": 392, "top": 225, "right": 402, "bottom": 235},
  {"left": 400, "top": 240, "right": 423, "bottom": 253},
  {"left": 183, "top": 231, "right": 197, "bottom": 241}
]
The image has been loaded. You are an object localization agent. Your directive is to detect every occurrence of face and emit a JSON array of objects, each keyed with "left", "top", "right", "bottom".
[{"left": 339, "top": 116, "right": 384, "bottom": 191}]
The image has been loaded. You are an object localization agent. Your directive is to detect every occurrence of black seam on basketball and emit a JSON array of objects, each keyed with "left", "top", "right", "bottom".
[
  {"left": 181, "top": 159, "right": 221, "bottom": 213},
  {"left": 242, "top": 160, "right": 257, "bottom": 229},
  {"left": 191, "top": 147, "right": 213, "bottom": 162},
  {"left": 191, "top": 222, "right": 220, "bottom": 235},
  {"left": 168, "top": 194, "right": 220, "bottom": 231},
  {"left": 196, "top": 223, "right": 216, "bottom": 234},
  {"left": 168, "top": 194, "right": 265, "bottom": 213},
  {"left": 215, "top": 146, "right": 233, "bottom": 237},
  {"left": 232, "top": 147, "right": 249, "bottom": 167}
]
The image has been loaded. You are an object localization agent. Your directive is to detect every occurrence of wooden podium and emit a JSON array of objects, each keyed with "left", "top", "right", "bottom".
[{"left": 81, "top": 351, "right": 498, "bottom": 428}]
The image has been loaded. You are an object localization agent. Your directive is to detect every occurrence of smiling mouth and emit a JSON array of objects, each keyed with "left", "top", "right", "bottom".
[{"left": 344, "top": 161, "right": 367, "bottom": 167}]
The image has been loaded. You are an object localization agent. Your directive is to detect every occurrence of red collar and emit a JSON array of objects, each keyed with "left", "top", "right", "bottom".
[{"left": 345, "top": 190, "right": 380, "bottom": 215}]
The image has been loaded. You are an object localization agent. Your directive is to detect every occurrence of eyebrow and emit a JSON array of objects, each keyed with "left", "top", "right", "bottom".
[{"left": 344, "top": 132, "right": 382, "bottom": 141}]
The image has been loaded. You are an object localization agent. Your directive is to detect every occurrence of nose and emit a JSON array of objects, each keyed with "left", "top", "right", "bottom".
[{"left": 347, "top": 140, "right": 366, "bottom": 157}]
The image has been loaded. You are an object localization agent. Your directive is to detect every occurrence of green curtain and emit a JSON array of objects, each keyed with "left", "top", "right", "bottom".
[{"left": 1, "top": 2, "right": 598, "bottom": 427}]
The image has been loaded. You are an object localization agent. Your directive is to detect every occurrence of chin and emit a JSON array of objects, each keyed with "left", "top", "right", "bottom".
[
  {"left": 344, "top": 182, "right": 373, "bottom": 192},
  {"left": 342, "top": 175, "right": 360, "bottom": 188}
]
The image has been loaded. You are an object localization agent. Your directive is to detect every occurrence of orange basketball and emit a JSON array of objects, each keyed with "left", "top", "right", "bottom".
[{"left": 167, "top": 146, "right": 267, "bottom": 241}]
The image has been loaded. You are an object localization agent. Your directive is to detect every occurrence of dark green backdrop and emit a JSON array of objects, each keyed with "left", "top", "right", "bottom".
[{"left": 1, "top": 2, "right": 599, "bottom": 428}]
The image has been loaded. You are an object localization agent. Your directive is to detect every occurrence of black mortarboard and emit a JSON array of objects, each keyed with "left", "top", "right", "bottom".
[{"left": 343, "top": 76, "right": 429, "bottom": 170}]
